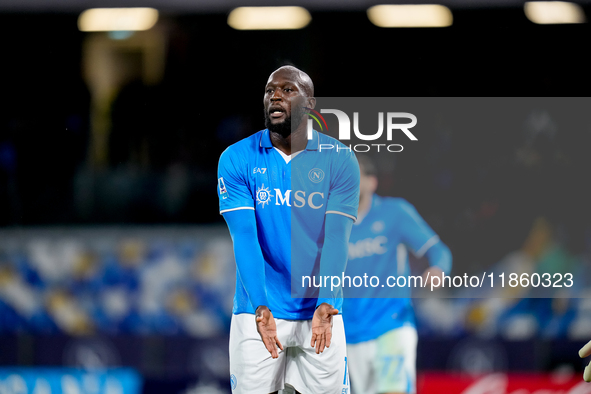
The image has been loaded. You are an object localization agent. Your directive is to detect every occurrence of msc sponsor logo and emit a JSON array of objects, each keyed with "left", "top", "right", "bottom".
[
  {"left": 256, "top": 184, "right": 273, "bottom": 207},
  {"left": 308, "top": 168, "right": 325, "bottom": 183},
  {"left": 349, "top": 236, "right": 388, "bottom": 259},
  {"left": 292, "top": 190, "right": 324, "bottom": 209},
  {"left": 256, "top": 188, "right": 325, "bottom": 210}
]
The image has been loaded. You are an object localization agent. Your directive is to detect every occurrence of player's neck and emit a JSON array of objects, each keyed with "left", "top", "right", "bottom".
[
  {"left": 270, "top": 124, "right": 307, "bottom": 156},
  {"left": 357, "top": 194, "right": 373, "bottom": 223}
]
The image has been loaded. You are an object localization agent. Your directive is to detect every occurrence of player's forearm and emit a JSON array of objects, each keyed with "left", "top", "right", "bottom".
[
  {"left": 425, "top": 241, "right": 452, "bottom": 275},
  {"left": 223, "top": 209, "right": 269, "bottom": 310},
  {"left": 317, "top": 213, "right": 353, "bottom": 308}
]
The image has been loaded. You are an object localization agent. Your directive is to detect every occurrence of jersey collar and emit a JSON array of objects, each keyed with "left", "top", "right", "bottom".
[
  {"left": 260, "top": 129, "right": 320, "bottom": 151},
  {"left": 260, "top": 129, "right": 273, "bottom": 149}
]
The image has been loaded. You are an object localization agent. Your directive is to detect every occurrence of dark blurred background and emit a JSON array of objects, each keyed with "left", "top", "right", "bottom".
[{"left": 2, "top": 1, "right": 591, "bottom": 393}]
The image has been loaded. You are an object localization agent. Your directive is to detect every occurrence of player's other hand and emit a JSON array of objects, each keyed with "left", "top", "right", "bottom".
[
  {"left": 255, "top": 305, "right": 283, "bottom": 359},
  {"left": 311, "top": 303, "right": 338, "bottom": 354},
  {"left": 423, "top": 266, "right": 444, "bottom": 289},
  {"left": 579, "top": 339, "right": 591, "bottom": 382}
]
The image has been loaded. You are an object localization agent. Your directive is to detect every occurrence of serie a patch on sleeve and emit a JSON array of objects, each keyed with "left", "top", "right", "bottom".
[{"left": 218, "top": 177, "right": 229, "bottom": 199}]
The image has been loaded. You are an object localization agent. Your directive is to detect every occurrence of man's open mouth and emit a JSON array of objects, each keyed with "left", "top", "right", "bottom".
[{"left": 269, "top": 107, "right": 286, "bottom": 119}]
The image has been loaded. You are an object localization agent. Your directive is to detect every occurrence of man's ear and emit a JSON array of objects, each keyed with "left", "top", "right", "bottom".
[{"left": 307, "top": 97, "right": 316, "bottom": 110}]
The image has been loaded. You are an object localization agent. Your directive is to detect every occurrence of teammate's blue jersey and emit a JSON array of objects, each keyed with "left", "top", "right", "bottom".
[
  {"left": 217, "top": 129, "right": 359, "bottom": 320},
  {"left": 342, "top": 195, "right": 440, "bottom": 343}
]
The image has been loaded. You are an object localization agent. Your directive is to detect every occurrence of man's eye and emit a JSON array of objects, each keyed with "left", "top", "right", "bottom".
[
  {"left": 284, "top": 88, "right": 293, "bottom": 92},
  {"left": 266, "top": 89, "right": 273, "bottom": 94}
]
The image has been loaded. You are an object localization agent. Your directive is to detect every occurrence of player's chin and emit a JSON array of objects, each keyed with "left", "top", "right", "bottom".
[
  {"left": 269, "top": 119, "right": 287, "bottom": 127},
  {"left": 268, "top": 123, "right": 292, "bottom": 137},
  {"left": 266, "top": 118, "right": 288, "bottom": 131}
]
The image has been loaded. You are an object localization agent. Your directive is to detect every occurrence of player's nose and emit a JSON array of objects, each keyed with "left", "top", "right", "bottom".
[{"left": 270, "top": 88, "right": 283, "bottom": 101}]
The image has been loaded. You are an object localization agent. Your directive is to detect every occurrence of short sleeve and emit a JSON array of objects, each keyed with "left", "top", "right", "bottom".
[
  {"left": 325, "top": 150, "right": 360, "bottom": 221},
  {"left": 217, "top": 147, "right": 255, "bottom": 214},
  {"left": 397, "top": 199, "right": 439, "bottom": 257}
]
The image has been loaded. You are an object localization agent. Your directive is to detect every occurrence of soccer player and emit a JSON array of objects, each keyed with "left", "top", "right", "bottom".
[
  {"left": 217, "top": 66, "right": 359, "bottom": 394},
  {"left": 343, "top": 155, "right": 452, "bottom": 394}
]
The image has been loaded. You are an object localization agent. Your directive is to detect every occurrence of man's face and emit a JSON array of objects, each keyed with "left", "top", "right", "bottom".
[{"left": 263, "top": 69, "right": 308, "bottom": 137}]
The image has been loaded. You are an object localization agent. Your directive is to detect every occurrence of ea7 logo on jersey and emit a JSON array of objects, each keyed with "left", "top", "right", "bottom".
[
  {"left": 256, "top": 184, "right": 273, "bottom": 207},
  {"left": 253, "top": 167, "right": 267, "bottom": 174},
  {"left": 218, "top": 177, "right": 228, "bottom": 199}
]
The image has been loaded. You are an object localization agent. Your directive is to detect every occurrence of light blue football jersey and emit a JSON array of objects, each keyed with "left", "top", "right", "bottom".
[
  {"left": 342, "top": 195, "right": 440, "bottom": 343},
  {"left": 217, "top": 129, "right": 359, "bottom": 320}
]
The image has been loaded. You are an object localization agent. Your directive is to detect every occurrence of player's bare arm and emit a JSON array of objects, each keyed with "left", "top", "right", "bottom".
[
  {"left": 255, "top": 305, "right": 284, "bottom": 359},
  {"left": 311, "top": 302, "right": 339, "bottom": 354}
]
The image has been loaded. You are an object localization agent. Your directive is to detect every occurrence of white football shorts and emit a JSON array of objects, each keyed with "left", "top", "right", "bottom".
[
  {"left": 229, "top": 313, "right": 350, "bottom": 394},
  {"left": 346, "top": 325, "right": 417, "bottom": 394}
]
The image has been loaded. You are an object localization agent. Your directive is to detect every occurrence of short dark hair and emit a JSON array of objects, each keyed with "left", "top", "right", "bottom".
[{"left": 357, "top": 154, "right": 377, "bottom": 177}]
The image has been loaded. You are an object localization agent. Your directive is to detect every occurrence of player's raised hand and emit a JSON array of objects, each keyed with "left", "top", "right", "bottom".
[
  {"left": 311, "top": 303, "right": 338, "bottom": 354},
  {"left": 579, "top": 339, "right": 591, "bottom": 382},
  {"left": 255, "top": 305, "right": 283, "bottom": 359}
]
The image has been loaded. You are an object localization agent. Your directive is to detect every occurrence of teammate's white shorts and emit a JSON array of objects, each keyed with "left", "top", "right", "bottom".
[
  {"left": 229, "top": 313, "right": 349, "bottom": 394},
  {"left": 347, "top": 325, "right": 417, "bottom": 394}
]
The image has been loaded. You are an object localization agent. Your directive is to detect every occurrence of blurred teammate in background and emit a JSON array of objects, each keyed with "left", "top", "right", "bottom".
[
  {"left": 343, "top": 155, "right": 452, "bottom": 394},
  {"left": 217, "top": 66, "right": 359, "bottom": 394}
]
